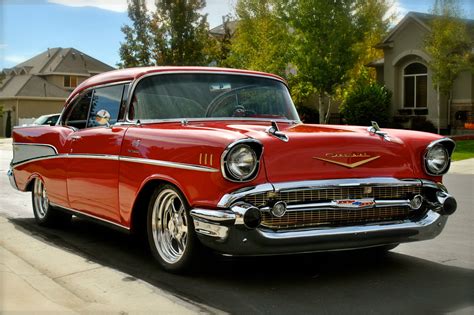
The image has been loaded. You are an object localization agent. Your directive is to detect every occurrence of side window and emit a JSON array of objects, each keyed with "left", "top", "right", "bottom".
[
  {"left": 64, "top": 91, "right": 92, "bottom": 129},
  {"left": 88, "top": 85, "right": 124, "bottom": 128}
]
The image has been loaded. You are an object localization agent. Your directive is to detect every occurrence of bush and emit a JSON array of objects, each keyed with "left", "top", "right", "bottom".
[
  {"left": 411, "top": 116, "right": 436, "bottom": 133},
  {"left": 340, "top": 83, "right": 391, "bottom": 126}
]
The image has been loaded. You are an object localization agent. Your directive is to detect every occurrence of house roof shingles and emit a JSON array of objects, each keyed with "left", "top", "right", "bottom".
[{"left": 0, "top": 47, "right": 114, "bottom": 99}]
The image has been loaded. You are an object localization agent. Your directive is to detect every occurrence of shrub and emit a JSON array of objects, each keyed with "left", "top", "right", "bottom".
[
  {"left": 340, "top": 83, "right": 391, "bottom": 126},
  {"left": 411, "top": 116, "right": 436, "bottom": 133}
]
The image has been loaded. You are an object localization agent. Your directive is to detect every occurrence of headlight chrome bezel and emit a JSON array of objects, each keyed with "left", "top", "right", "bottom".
[
  {"left": 221, "top": 139, "right": 263, "bottom": 182},
  {"left": 423, "top": 138, "right": 456, "bottom": 176}
]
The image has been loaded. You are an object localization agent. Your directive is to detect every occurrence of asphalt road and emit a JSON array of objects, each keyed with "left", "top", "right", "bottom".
[{"left": 1, "top": 144, "right": 473, "bottom": 314}]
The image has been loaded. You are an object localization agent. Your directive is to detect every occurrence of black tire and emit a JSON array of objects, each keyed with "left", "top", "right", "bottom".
[
  {"left": 31, "top": 178, "right": 71, "bottom": 227},
  {"left": 146, "top": 184, "right": 200, "bottom": 273}
]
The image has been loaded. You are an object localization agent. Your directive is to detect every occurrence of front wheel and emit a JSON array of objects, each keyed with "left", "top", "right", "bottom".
[
  {"left": 147, "top": 185, "right": 199, "bottom": 272},
  {"left": 32, "top": 178, "right": 71, "bottom": 227}
]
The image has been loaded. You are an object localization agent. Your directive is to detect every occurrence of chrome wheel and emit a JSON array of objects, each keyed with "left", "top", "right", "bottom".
[
  {"left": 151, "top": 189, "right": 189, "bottom": 265},
  {"left": 33, "top": 178, "right": 49, "bottom": 219}
]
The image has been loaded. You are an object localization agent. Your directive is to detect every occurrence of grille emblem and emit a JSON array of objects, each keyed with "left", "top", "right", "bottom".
[
  {"left": 314, "top": 153, "right": 380, "bottom": 168},
  {"left": 333, "top": 199, "right": 375, "bottom": 208}
]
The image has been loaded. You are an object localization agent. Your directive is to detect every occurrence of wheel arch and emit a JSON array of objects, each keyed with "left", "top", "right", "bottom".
[{"left": 129, "top": 175, "right": 190, "bottom": 235}]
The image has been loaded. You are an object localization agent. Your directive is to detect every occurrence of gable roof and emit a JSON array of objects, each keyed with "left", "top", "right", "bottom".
[
  {"left": 377, "top": 11, "right": 474, "bottom": 47},
  {"left": 0, "top": 47, "right": 114, "bottom": 99},
  {"left": 12, "top": 47, "right": 114, "bottom": 75},
  {"left": 0, "top": 74, "right": 70, "bottom": 98}
]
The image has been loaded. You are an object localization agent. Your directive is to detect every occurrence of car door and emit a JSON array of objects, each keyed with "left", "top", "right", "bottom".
[{"left": 64, "top": 83, "right": 129, "bottom": 224}]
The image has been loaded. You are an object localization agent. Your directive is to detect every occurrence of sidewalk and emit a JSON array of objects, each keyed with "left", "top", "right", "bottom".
[
  {"left": 449, "top": 158, "right": 474, "bottom": 175},
  {"left": 0, "top": 216, "right": 217, "bottom": 314}
]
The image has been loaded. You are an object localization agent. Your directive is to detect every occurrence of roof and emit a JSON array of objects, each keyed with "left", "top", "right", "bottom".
[
  {"left": 0, "top": 74, "right": 70, "bottom": 98},
  {"left": 366, "top": 58, "right": 384, "bottom": 67},
  {"left": 377, "top": 11, "right": 474, "bottom": 47},
  {"left": 10, "top": 47, "right": 114, "bottom": 75},
  {"left": 66, "top": 66, "right": 287, "bottom": 104},
  {"left": 0, "top": 47, "right": 114, "bottom": 99},
  {"left": 209, "top": 21, "right": 238, "bottom": 37}
]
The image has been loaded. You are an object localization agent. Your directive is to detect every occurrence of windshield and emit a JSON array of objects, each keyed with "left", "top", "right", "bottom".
[
  {"left": 33, "top": 114, "right": 59, "bottom": 125},
  {"left": 129, "top": 73, "right": 299, "bottom": 121}
]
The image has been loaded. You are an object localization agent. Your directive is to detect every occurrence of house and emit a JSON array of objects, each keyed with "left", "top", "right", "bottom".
[
  {"left": 369, "top": 12, "right": 474, "bottom": 134},
  {"left": 0, "top": 47, "right": 114, "bottom": 137}
]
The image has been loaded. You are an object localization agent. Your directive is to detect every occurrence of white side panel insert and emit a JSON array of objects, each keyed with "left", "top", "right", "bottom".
[{"left": 12, "top": 143, "right": 58, "bottom": 165}]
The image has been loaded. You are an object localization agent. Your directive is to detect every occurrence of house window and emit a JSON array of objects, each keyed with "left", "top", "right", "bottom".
[
  {"left": 64, "top": 75, "right": 78, "bottom": 88},
  {"left": 403, "top": 62, "right": 427, "bottom": 108}
]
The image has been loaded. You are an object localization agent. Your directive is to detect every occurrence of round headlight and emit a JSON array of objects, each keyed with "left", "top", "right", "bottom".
[
  {"left": 226, "top": 144, "right": 258, "bottom": 180},
  {"left": 425, "top": 144, "right": 449, "bottom": 175}
]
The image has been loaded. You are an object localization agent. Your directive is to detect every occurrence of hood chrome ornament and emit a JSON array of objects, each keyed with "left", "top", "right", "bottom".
[
  {"left": 314, "top": 153, "right": 380, "bottom": 168},
  {"left": 267, "top": 121, "right": 289, "bottom": 142},
  {"left": 368, "top": 121, "right": 391, "bottom": 142}
]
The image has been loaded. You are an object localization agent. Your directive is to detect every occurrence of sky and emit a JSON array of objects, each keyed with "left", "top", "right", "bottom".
[{"left": 0, "top": 0, "right": 473, "bottom": 69}]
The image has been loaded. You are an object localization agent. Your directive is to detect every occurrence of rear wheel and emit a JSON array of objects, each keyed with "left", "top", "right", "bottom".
[
  {"left": 147, "top": 185, "right": 199, "bottom": 272},
  {"left": 32, "top": 178, "right": 71, "bottom": 227}
]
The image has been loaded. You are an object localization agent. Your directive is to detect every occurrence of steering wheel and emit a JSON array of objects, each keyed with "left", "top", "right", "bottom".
[{"left": 205, "top": 85, "right": 259, "bottom": 117}]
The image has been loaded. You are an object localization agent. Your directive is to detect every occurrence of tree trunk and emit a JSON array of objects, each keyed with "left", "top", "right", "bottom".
[
  {"left": 447, "top": 89, "right": 452, "bottom": 133},
  {"left": 318, "top": 93, "right": 325, "bottom": 124},
  {"left": 324, "top": 94, "right": 332, "bottom": 124},
  {"left": 437, "top": 85, "right": 440, "bottom": 134}
]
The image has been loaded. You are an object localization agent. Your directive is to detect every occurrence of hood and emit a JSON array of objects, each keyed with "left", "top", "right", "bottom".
[
  {"left": 137, "top": 120, "right": 441, "bottom": 183},
  {"left": 189, "top": 121, "right": 432, "bottom": 182}
]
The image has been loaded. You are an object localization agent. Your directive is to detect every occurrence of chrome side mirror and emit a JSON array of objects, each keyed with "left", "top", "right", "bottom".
[{"left": 95, "top": 109, "right": 111, "bottom": 127}]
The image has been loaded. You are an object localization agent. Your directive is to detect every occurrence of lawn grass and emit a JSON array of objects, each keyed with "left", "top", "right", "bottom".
[{"left": 452, "top": 140, "right": 474, "bottom": 161}]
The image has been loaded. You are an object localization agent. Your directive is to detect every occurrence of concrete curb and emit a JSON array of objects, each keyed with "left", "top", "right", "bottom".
[
  {"left": 449, "top": 158, "right": 474, "bottom": 175},
  {"left": 0, "top": 216, "right": 219, "bottom": 314}
]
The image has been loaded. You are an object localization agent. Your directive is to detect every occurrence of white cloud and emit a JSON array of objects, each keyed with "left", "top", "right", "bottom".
[
  {"left": 385, "top": 0, "right": 408, "bottom": 26},
  {"left": 47, "top": 0, "right": 159, "bottom": 12}
]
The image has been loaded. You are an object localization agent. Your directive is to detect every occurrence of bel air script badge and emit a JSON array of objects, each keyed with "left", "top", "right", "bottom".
[{"left": 314, "top": 152, "right": 380, "bottom": 168}]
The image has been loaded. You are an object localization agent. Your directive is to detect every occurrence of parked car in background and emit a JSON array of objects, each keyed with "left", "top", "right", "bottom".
[
  {"left": 32, "top": 113, "right": 61, "bottom": 126},
  {"left": 8, "top": 67, "right": 457, "bottom": 272}
]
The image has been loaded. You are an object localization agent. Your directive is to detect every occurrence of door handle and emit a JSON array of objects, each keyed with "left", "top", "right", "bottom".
[{"left": 71, "top": 135, "right": 82, "bottom": 140}]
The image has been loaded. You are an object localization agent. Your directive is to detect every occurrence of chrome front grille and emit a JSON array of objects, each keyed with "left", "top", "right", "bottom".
[
  {"left": 245, "top": 185, "right": 422, "bottom": 207},
  {"left": 261, "top": 206, "right": 410, "bottom": 229}
]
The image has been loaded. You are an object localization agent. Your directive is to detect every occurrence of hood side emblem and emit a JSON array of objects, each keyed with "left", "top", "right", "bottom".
[
  {"left": 314, "top": 155, "right": 380, "bottom": 168},
  {"left": 266, "top": 121, "right": 289, "bottom": 142}
]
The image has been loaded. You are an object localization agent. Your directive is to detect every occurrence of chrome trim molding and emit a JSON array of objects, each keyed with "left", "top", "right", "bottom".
[
  {"left": 259, "top": 199, "right": 413, "bottom": 212},
  {"left": 120, "top": 156, "right": 219, "bottom": 172},
  {"left": 12, "top": 143, "right": 58, "bottom": 165},
  {"left": 67, "top": 154, "right": 120, "bottom": 161},
  {"left": 50, "top": 202, "right": 130, "bottom": 230},
  {"left": 11, "top": 144, "right": 218, "bottom": 173}
]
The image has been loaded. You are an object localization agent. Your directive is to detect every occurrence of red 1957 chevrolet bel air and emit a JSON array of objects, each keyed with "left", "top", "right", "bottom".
[{"left": 8, "top": 67, "right": 457, "bottom": 272}]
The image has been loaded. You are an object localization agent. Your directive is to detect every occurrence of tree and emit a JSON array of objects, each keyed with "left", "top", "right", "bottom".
[
  {"left": 150, "top": 0, "right": 211, "bottom": 66},
  {"left": 283, "top": 0, "right": 359, "bottom": 123},
  {"left": 425, "top": 0, "right": 473, "bottom": 133},
  {"left": 341, "top": 0, "right": 393, "bottom": 97},
  {"left": 118, "top": 0, "right": 152, "bottom": 68},
  {"left": 227, "top": 0, "right": 291, "bottom": 78}
]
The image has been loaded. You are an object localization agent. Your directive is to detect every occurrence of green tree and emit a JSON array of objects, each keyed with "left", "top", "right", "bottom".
[
  {"left": 283, "top": 0, "right": 359, "bottom": 123},
  {"left": 341, "top": 0, "right": 393, "bottom": 97},
  {"left": 425, "top": 0, "right": 473, "bottom": 133},
  {"left": 227, "top": 0, "right": 291, "bottom": 78},
  {"left": 118, "top": 0, "right": 152, "bottom": 68},
  {"left": 150, "top": 0, "right": 211, "bottom": 66}
]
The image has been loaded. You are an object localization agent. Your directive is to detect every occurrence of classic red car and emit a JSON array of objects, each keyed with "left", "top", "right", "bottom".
[{"left": 8, "top": 67, "right": 457, "bottom": 272}]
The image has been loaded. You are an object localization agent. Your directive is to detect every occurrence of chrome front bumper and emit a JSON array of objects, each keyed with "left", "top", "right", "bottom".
[{"left": 190, "top": 177, "right": 454, "bottom": 256}]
